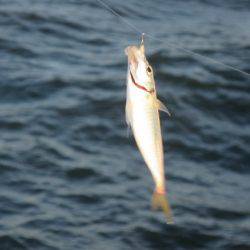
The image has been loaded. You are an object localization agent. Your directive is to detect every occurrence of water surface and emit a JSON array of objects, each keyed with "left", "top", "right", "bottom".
[{"left": 0, "top": 0, "right": 250, "bottom": 249}]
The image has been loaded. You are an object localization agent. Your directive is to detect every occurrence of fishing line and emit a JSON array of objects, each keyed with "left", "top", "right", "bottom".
[
  {"left": 96, "top": 0, "right": 142, "bottom": 34},
  {"left": 96, "top": 0, "right": 250, "bottom": 78}
]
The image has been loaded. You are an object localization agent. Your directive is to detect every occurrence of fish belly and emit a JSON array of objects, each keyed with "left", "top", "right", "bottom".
[{"left": 131, "top": 96, "right": 165, "bottom": 190}]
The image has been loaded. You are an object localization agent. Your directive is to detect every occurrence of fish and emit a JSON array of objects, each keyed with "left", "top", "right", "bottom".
[{"left": 125, "top": 35, "right": 174, "bottom": 224}]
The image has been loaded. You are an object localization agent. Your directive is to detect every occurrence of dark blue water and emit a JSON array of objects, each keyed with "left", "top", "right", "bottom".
[{"left": 0, "top": 0, "right": 250, "bottom": 249}]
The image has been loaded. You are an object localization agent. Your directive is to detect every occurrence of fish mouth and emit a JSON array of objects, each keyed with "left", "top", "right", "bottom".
[
  {"left": 125, "top": 46, "right": 139, "bottom": 70},
  {"left": 125, "top": 43, "right": 146, "bottom": 77},
  {"left": 125, "top": 34, "right": 146, "bottom": 71}
]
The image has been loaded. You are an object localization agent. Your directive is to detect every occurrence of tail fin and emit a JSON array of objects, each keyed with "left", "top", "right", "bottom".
[{"left": 152, "top": 191, "right": 174, "bottom": 224}]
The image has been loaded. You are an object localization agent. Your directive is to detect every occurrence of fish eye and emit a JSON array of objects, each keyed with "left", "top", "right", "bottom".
[{"left": 146, "top": 66, "right": 152, "bottom": 74}]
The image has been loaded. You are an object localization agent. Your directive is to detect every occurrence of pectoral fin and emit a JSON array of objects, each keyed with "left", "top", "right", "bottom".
[
  {"left": 125, "top": 99, "right": 132, "bottom": 137},
  {"left": 157, "top": 99, "right": 171, "bottom": 116},
  {"left": 125, "top": 99, "right": 132, "bottom": 126}
]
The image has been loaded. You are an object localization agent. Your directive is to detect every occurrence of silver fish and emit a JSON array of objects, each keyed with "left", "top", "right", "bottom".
[{"left": 125, "top": 35, "right": 173, "bottom": 223}]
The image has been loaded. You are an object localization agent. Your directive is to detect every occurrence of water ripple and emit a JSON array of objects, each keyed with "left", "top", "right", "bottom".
[{"left": 0, "top": 0, "right": 250, "bottom": 249}]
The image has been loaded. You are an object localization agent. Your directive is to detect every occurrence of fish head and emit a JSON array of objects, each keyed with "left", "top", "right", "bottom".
[{"left": 125, "top": 35, "right": 155, "bottom": 93}]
